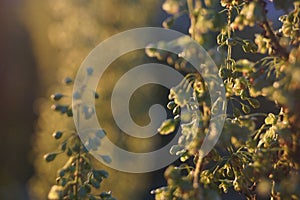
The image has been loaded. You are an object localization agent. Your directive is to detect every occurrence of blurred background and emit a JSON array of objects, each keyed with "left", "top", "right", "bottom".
[{"left": 0, "top": 0, "right": 282, "bottom": 200}]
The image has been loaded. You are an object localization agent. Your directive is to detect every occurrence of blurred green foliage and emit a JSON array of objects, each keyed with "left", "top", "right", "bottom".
[{"left": 23, "top": 0, "right": 162, "bottom": 199}]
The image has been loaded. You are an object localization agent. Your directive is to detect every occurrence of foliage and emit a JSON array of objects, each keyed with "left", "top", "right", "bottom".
[
  {"left": 45, "top": 73, "right": 115, "bottom": 200},
  {"left": 149, "top": 0, "right": 300, "bottom": 199},
  {"left": 42, "top": 0, "right": 300, "bottom": 200},
  {"left": 25, "top": 0, "right": 160, "bottom": 199}
]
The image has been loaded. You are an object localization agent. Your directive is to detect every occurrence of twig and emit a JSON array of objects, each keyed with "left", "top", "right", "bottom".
[
  {"left": 193, "top": 152, "right": 203, "bottom": 188},
  {"left": 258, "top": 0, "right": 289, "bottom": 59},
  {"left": 187, "top": 0, "right": 196, "bottom": 39},
  {"left": 261, "top": 20, "right": 289, "bottom": 59},
  {"left": 74, "top": 139, "right": 81, "bottom": 199}
]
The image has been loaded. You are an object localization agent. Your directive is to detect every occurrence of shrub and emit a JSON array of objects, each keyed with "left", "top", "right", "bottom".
[{"left": 46, "top": 0, "right": 300, "bottom": 200}]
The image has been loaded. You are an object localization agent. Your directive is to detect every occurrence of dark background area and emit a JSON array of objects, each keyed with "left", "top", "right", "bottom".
[{"left": 0, "top": 0, "right": 37, "bottom": 199}]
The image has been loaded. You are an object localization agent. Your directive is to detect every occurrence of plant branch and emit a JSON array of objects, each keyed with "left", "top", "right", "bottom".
[
  {"left": 187, "top": 0, "right": 196, "bottom": 39},
  {"left": 261, "top": 20, "right": 289, "bottom": 59},
  {"left": 193, "top": 153, "right": 203, "bottom": 188},
  {"left": 74, "top": 139, "right": 81, "bottom": 199},
  {"left": 226, "top": 6, "right": 233, "bottom": 69},
  {"left": 258, "top": 0, "right": 289, "bottom": 59}
]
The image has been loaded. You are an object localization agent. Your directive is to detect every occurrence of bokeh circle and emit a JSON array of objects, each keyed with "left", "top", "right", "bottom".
[{"left": 72, "top": 27, "right": 227, "bottom": 173}]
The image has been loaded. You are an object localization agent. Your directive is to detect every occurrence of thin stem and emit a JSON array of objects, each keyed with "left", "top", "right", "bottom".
[
  {"left": 258, "top": 0, "right": 289, "bottom": 59},
  {"left": 261, "top": 21, "right": 289, "bottom": 59},
  {"left": 271, "top": 180, "right": 276, "bottom": 199},
  {"left": 193, "top": 153, "right": 203, "bottom": 188},
  {"left": 226, "top": 6, "right": 233, "bottom": 70},
  {"left": 74, "top": 139, "right": 81, "bottom": 200},
  {"left": 187, "top": 0, "right": 195, "bottom": 39}
]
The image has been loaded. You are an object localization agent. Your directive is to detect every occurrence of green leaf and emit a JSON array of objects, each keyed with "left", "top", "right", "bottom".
[
  {"left": 162, "top": 17, "right": 175, "bottom": 28},
  {"left": 167, "top": 101, "right": 176, "bottom": 110},
  {"left": 50, "top": 93, "right": 64, "bottom": 101},
  {"left": 145, "top": 44, "right": 157, "bottom": 57},
  {"left": 84, "top": 184, "right": 91, "bottom": 193},
  {"left": 99, "top": 191, "right": 112, "bottom": 198},
  {"left": 60, "top": 142, "right": 67, "bottom": 151},
  {"left": 51, "top": 104, "right": 68, "bottom": 114},
  {"left": 78, "top": 186, "right": 88, "bottom": 198},
  {"left": 66, "top": 148, "right": 72, "bottom": 156},
  {"left": 217, "top": 32, "right": 227, "bottom": 45},
  {"left": 52, "top": 131, "right": 63, "bottom": 139},
  {"left": 169, "top": 145, "right": 185, "bottom": 155},
  {"left": 242, "top": 40, "right": 257, "bottom": 53},
  {"left": 265, "top": 113, "right": 276, "bottom": 125},
  {"left": 158, "top": 119, "right": 177, "bottom": 135},
  {"left": 242, "top": 104, "right": 251, "bottom": 114},
  {"left": 63, "top": 77, "right": 73, "bottom": 84},
  {"left": 235, "top": 59, "right": 254, "bottom": 73},
  {"left": 66, "top": 108, "right": 73, "bottom": 117},
  {"left": 44, "top": 153, "right": 57, "bottom": 162},
  {"left": 219, "top": 67, "right": 231, "bottom": 79},
  {"left": 57, "top": 169, "right": 65, "bottom": 177},
  {"left": 172, "top": 106, "right": 180, "bottom": 115},
  {"left": 93, "top": 170, "right": 109, "bottom": 181},
  {"left": 90, "top": 178, "right": 100, "bottom": 189},
  {"left": 180, "top": 154, "right": 189, "bottom": 162}
]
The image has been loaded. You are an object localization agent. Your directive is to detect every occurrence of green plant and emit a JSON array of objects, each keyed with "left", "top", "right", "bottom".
[
  {"left": 149, "top": 0, "right": 300, "bottom": 199},
  {"left": 45, "top": 75, "right": 115, "bottom": 200},
  {"left": 45, "top": 0, "right": 300, "bottom": 200},
  {"left": 27, "top": 1, "right": 160, "bottom": 199}
]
